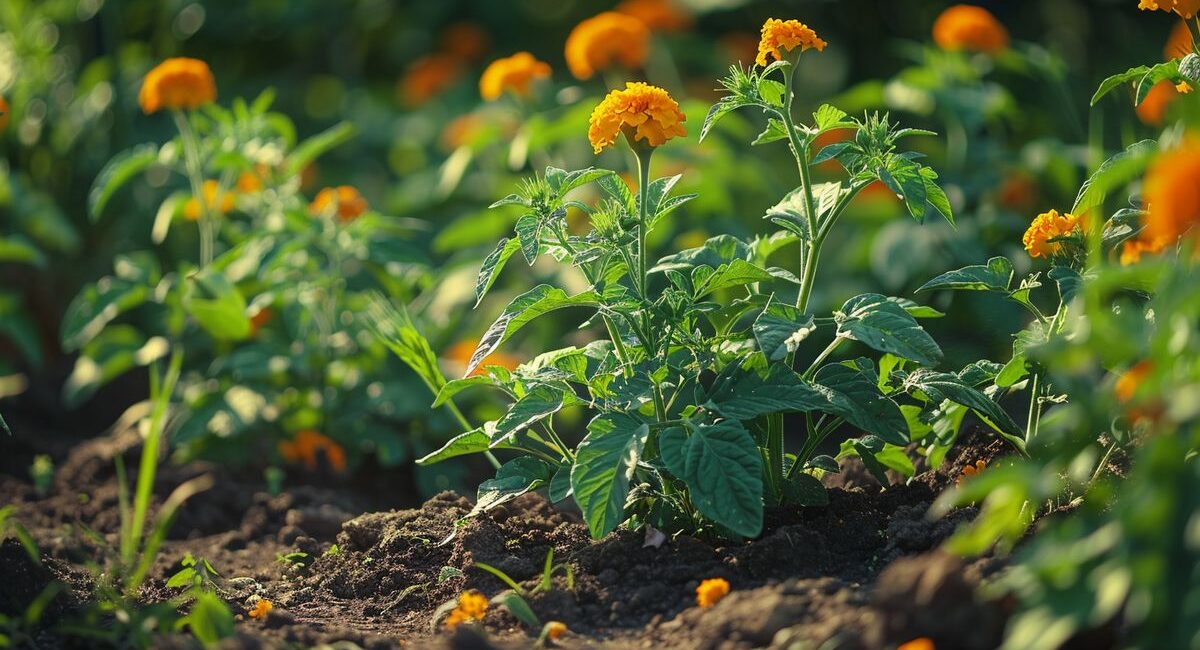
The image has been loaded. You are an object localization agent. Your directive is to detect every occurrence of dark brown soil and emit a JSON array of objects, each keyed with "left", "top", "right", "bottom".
[{"left": 1, "top": 418, "right": 1024, "bottom": 650}]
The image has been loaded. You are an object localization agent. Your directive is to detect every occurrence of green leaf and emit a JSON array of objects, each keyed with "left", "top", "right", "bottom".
[
  {"left": 812, "top": 104, "right": 851, "bottom": 133},
  {"left": 1072, "top": 140, "right": 1157, "bottom": 218},
  {"left": 61, "top": 277, "right": 150, "bottom": 352},
  {"left": 653, "top": 235, "right": 751, "bottom": 272},
  {"left": 1049, "top": 266, "right": 1082, "bottom": 304},
  {"left": 367, "top": 294, "right": 447, "bottom": 393},
  {"left": 878, "top": 158, "right": 927, "bottom": 222},
  {"left": 904, "top": 369, "right": 1023, "bottom": 444},
  {"left": 917, "top": 257, "right": 1014, "bottom": 293},
  {"left": 63, "top": 327, "right": 168, "bottom": 408},
  {"left": 417, "top": 425, "right": 510, "bottom": 465},
  {"left": 782, "top": 472, "right": 828, "bottom": 506},
  {"left": 475, "top": 238, "right": 522, "bottom": 308},
  {"left": 468, "top": 285, "right": 599, "bottom": 376},
  {"left": 764, "top": 182, "right": 841, "bottom": 242},
  {"left": 0, "top": 236, "right": 45, "bottom": 267},
  {"left": 694, "top": 259, "right": 774, "bottom": 298},
  {"left": 89, "top": 144, "right": 158, "bottom": 221},
  {"left": 700, "top": 96, "right": 758, "bottom": 142},
  {"left": 1135, "top": 60, "right": 1182, "bottom": 104},
  {"left": 492, "top": 386, "right": 564, "bottom": 445},
  {"left": 491, "top": 591, "right": 541, "bottom": 628},
  {"left": 514, "top": 214, "right": 542, "bottom": 265},
  {"left": 432, "top": 376, "right": 497, "bottom": 408},
  {"left": 571, "top": 413, "right": 649, "bottom": 539},
  {"left": 177, "top": 592, "right": 234, "bottom": 644},
  {"left": 835, "top": 293, "right": 942, "bottom": 366},
  {"left": 284, "top": 122, "right": 356, "bottom": 176},
  {"left": 921, "top": 167, "right": 954, "bottom": 226},
  {"left": 472, "top": 457, "right": 553, "bottom": 516},
  {"left": 814, "top": 359, "right": 908, "bottom": 445},
  {"left": 757, "top": 78, "right": 785, "bottom": 106},
  {"left": 184, "top": 269, "right": 250, "bottom": 341},
  {"left": 753, "top": 299, "right": 816, "bottom": 361},
  {"left": 549, "top": 464, "right": 573, "bottom": 502},
  {"left": 662, "top": 421, "right": 763, "bottom": 537},
  {"left": 707, "top": 365, "right": 827, "bottom": 421},
  {"left": 752, "top": 118, "right": 789, "bottom": 145}
]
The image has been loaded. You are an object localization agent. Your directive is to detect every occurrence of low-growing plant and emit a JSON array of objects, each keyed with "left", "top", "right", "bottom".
[{"left": 377, "top": 18, "right": 1023, "bottom": 541}]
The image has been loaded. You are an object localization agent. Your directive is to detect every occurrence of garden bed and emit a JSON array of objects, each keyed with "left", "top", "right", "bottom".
[{"left": 0, "top": 420, "right": 1026, "bottom": 649}]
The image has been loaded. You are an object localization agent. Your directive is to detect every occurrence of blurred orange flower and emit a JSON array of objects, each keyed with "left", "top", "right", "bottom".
[
  {"left": 248, "top": 599, "right": 273, "bottom": 619},
  {"left": 184, "top": 180, "right": 234, "bottom": 221},
  {"left": 616, "top": 0, "right": 693, "bottom": 32},
  {"left": 565, "top": 12, "right": 650, "bottom": 80},
  {"left": 898, "top": 639, "right": 936, "bottom": 650},
  {"left": 444, "top": 590, "right": 488, "bottom": 630},
  {"left": 0, "top": 96, "right": 9, "bottom": 133},
  {"left": 139, "top": 58, "right": 216, "bottom": 114},
  {"left": 588, "top": 82, "right": 687, "bottom": 154},
  {"left": 236, "top": 168, "right": 265, "bottom": 193},
  {"left": 440, "top": 22, "right": 490, "bottom": 62},
  {"left": 1115, "top": 360, "right": 1161, "bottom": 423},
  {"left": 479, "top": 52, "right": 552, "bottom": 101},
  {"left": 279, "top": 430, "right": 346, "bottom": 473},
  {"left": 248, "top": 307, "right": 273, "bottom": 337},
  {"left": 719, "top": 32, "right": 760, "bottom": 65},
  {"left": 310, "top": 186, "right": 368, "bottom": 223},
  {"left": 932, "top": 5, "right": 1010, "bottom": 54},
  {"left": 756, "top": 18, "right": 827, "bottom": 66},
  {"left": 696, "top": 578, "right": 731, "bottom": 607},
  {"left": 1166, "top": 20, "right": 1195, "bottom": 59},
  {"left": 1136, "top": 80, "right": 1179, "bottom": 125},
  {"left": 1140, "top": 140, "right": 1200, "bottom": 246},
  {"left": 956, "top": 459, "right": 987, "bottom": 486},
  {"left": 445, "top": 339, "right": 519, "bottom": 377},
  {"left": 546, "top": 621, "right": 568, "bottom": 639},
  {"left": 1140, "top": 0, "right": 1200, "bottom": 19},
  {"left": 401, "top": 55, "right": 463, "bottom": 106},
  {"left": 997, "top": 172, "right": 1039, "bottom": 211},
  {"left": 1022, "top": 209, "right": 1082, "bottom": 259}
]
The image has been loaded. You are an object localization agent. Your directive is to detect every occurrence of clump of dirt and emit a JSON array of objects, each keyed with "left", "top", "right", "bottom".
[{"left": 1, "top": 428, "right": 1036, "bottom": 649}]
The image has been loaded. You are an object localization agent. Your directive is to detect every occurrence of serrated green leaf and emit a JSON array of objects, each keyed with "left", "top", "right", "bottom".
[
  {"left": 665, "top": 421, "right": 763, "bottom": 537},
  {"left": 514, "top": 214, "right": 541, "bottom": 265},
  {"left": 904, "top": 368, "right": 1023, "bottom": 444},
  {"left": 814, "top": 359, "right": 908, "bottom": 445},
  {"left": 918, "top": 257, "right": 1014, "bottom": 293},
  {"left": 571, "top": 413, "right": 649, "bottom": 538},
  {"left": 89, "top": 144, "right": 158, "bottom": 221},
  {"left": 707, "top": 365, "right": 827, "bottom": 420},
  {"left": 753, "top": 299, "right": 816, "bottom": 361},
  {"left": 835, "top": 293, "right": 942, "bottom": 366},
  {"left": 472, "top": 457, "right": 553, "bottom": 516},
  {"left": 468, "top": 285, "right": 599, "bottom": 376}
]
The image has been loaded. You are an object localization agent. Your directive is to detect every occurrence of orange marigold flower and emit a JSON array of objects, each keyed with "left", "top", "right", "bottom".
[
  {"left": 997, "top": 172, "right": 1039, "bottom": 211},
  {"left": 444, "top": 590, "right": 489, "bottom": 630},
  {"left": 1022, "top": 209, "right": 1083, "bottom": 259},
  {"left": 1177, "top": 81, "right": 1194, "bottom": 94},
  {"left": 236, "top": 169, "right": 264, "bottom": 193},
  {"left": 956, "top": 459, "right": 987, "bottom": 486},
  {"left": 445, "top": 339, "right": 519, "bottom": 377},
  {"left": 310, "top": 186, "right": 368, "bottom": 223},
  {"left": 401, "top": 55, "right": 463, "bottom": 106},
  {"left": 440, "top": 22, "right": 490, "bottom": 62},
  {"left": 1140, "top": 0, "right": 1200, "bottom": 19},
  {"left": 278, "top": 430, "right": 346, "bottom": 473},
  {"left": 696, "top": 577, "right": 731, "bottom": 608},
  {"left": 756, "top": 18, "right": 827, "bottom": 66},
  {"left": 480, "top": 52, "right": 552, "bottom": 101},
  {"left": 1137, "top": 80, "right": 1180, "bottom": 125},
  {"left": 564, "top": 12, "right": 650, "bottom": 80},
  {"left": 248, "top": 599, "right": 273, "bottom": 619},
  {"left": 546, "top": 621, "right": 569, "bottom": 639},
  {"left": 1115, "top": 360, "right": 1161, "bottom": 423},
  {"left": 933, "top": 5, "right": 1010, "bottom": 54},
  {"left": 1140, "top": 140, "right": 1200, "bottom": 247},
  {"left": 1166, "top": 20, "right": 1195, "bottom": 59},
  {"left": 898, "top": 639, "right": 936, "bottom": 650},
  {"left": 1119, "top": 236, "right": 1171, "bottom": 265},
  {"left": 587, "top": 82, "right": 687, "bottom": 154},
  {"left": 184, "top": 180, "right": 234, "bottom": 221},
  {"left": 616, "top": 0, "right": 693, "bottom": 32},
  {"left": 138, "top": 58, "right": 216, "bottom": 114},
  {"left": 0, "top": 96, "right": 9, "bottom": 133}
]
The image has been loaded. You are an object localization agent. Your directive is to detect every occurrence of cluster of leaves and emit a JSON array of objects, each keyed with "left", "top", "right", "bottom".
[{"left": 62, "top": 91, "right": 437, "bottom": 470}]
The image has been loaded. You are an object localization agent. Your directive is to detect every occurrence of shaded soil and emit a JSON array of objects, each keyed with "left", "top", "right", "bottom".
[{"left": 0, "top": 418, "right": 1030, "bottom": 650}]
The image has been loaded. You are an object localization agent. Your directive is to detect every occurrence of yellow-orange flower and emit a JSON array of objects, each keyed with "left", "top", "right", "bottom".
[
  {"left": 0, "top": 96, "right": 9, "bottom": 133},
  {"left": 1166, "top": 20, "right": 1195, "bottom": 59},
  {"left": 440, "top": 23, "right": 490, "bottom": 62},
  {"left": 248, "top": 599, "right": 273, "bottom": 619},
  {"left": 898, "top": 639, "right": 936, "bottom": 650},
  {"left": 696, "top": 578, "right": 731, "bottom": 608},
  {"left": 279, "top": 430, "right": 346, "bottom": 473},
  {"left": 1177, "top": 81, "right": 1194, "bottom": 94},
  {"left": 248, "top": 307, "right": 274, "bottom": 337},
  {"left": 997, "top": 172, "right": 1039, "bottom": 211},
  {"left": 1119, "top": 236, "right": 1171, "bottom": 265},
  {"left": 138, "top": 58, "right": 216, "bottom": 114},
  {"left": 1115, "top": 360, "right": 1161, "bottom": 423},
  {"left": 310, "top": 186, "right": 368, "bottom": 223},
  {"left": 1022, "top": 209, "right": 1083, "bottom": 258},
  {"left": 1140, "top": 0, "right": 1200, "bottom": 19},
  {"left": 236, "top": 168, "right": 265, "bottom": 193},
  {"left": 445, "top": 339, "right": 519, "bottom": 377},
  {"left": 401, "top": 55, "right": 463, "bottom": 106},
  {"left": 956, "top": 459, "right": 987, "bottom": 486},
  {"left": 184, "top": 180, "right": 234, "bottom": 221},
  {"left": 616, "top": 0, "right": 693, "bottom": 32},
  {"left": 755, "top": 18, "right": 827, "bottom": 66},
  {"left": 444, "top": 590, "right": 489, "bottom": 630},
  {"left": 932, "top": 5, "right": 1010, "bottom": 54},
  {"left": 1137, "top": 80, "right": 1180, "bottom": 125},
  {"left": 564, "top": 12, "right": 650, "bottom": 80},
  {"left": 588, "top": 82, "right": 687, "bottom": 154},
  {"left": 1140, "top": 141, "right": 1200, "bottom": 247},
  {"left": 546, "top": 621, "right": 568, "bottom": 639},
  {"left": 479, "top": 52, "right": 551, "bottom": 101}
]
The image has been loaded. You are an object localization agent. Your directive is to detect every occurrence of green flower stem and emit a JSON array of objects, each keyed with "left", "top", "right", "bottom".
[
  {"left": 1026, "top": 300, "right": 1068, "bottom": 442},
  {"left": 803, "top": 337, "right": 845, "bottom": 381},
  {"left": 779, "top": 60, "right": 820, "bottom": 313},
  {"left": 173, "top": 111, "right": 216, "bottom": 267}
]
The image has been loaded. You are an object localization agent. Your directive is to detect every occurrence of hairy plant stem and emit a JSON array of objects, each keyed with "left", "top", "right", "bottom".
[
  {"left": 633, "top": 147, "right": 669, "bottom": 424},
  {"left": 173, "top": 111, "right": 216, "bottom": 267}
]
